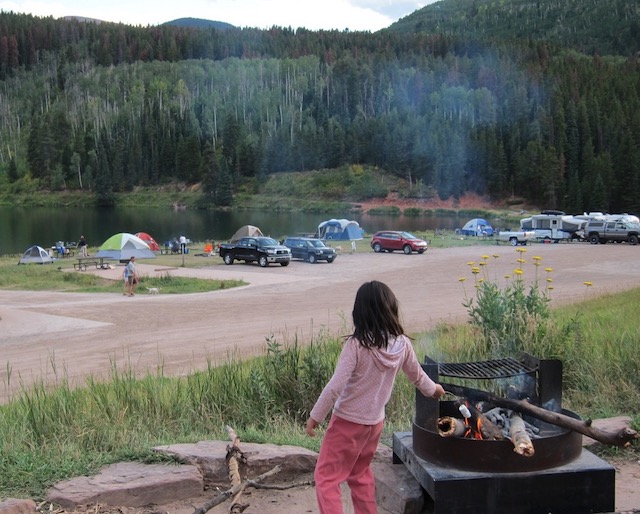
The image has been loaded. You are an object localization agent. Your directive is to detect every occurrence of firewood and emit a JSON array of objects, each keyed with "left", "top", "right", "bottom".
[
  {"left": 509, "top": 412, "right": 535, "bottom": 456},
  {"left": 465, "top": 401, "right": 505, "bottom": 440},
  {"left": 437, "top": 416, "right": 467, "bottom": 437},
  {"left": 441, "top": 382, "right": 639, "bottom": 447}
]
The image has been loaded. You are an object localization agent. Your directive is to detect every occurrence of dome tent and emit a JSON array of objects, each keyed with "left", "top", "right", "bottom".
[
  {"left": 18, "top": 245, "right": 54, "bottom": 265},
  {"left": 316, "top": 219, "right": 363, "bottom": 241},
  {"left": 459, "top": 218, "right": 494, "bottom": 237},
  {"left": 230, "top": 225, "right": 263, "bottom": 243}
]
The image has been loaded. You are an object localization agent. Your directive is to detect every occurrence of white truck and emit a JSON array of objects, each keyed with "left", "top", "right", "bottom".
[{"left": 496, "top": 229, "right": 536, "bottom": 246}]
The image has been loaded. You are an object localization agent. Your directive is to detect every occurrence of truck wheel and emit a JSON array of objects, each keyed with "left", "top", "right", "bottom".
[
  {"left": 589, "top": 234, "right": 600, "bottom": 244},
  {"left": 258, "top": 255, "right": 269, "bottom": 267},
  {"left": 629, "top": 235, "right": 639, "bottom": 245},
  {"left": 403, "top": 245, "right": 412, "bottom": 255},
  {"left": 308, "top": 254, "right": 317, "bottom": 263},
  {"left": 223, "top": 253, "right": 234, "bottom": 265},
  {"left": 373, "top": 242, "right": 382, "bottom": 253},
  {"left": 509, "top": 237, "right": 518, "bottom": 246}
]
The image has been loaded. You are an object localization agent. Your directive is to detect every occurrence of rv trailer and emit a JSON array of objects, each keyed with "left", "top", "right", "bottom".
[{"left": 520, "top": 211, "right": 586, "bottom": 242}]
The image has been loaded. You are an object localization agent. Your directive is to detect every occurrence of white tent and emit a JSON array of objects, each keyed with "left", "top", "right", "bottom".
[{"left": 19, "top": 245, "right": 55, "bottom": 265}]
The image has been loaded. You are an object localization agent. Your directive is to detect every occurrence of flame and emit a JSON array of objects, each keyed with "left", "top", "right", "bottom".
[{"left": 461, "top": 401, "right": 484, "bottom": 440}]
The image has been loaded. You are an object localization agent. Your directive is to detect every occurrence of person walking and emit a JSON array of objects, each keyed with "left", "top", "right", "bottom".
[
  {"left": 306, "top": 280, "right": 445, "bottom": 514},
  {"left": 123, "top": 257, "right": 139, "bottom": 297}
]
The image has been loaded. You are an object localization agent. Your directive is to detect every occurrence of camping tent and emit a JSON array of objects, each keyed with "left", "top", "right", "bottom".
[
  {"left": 18, "top": 245, "right": 54, "bottom": 264},
  {"left": 459, "top": 218, "right": 494, "bottom": 237},
  {"left": 316, "top": 219, "right": 363, "bottom": 241},
  {"left": 135, "top": 232, "right": 161, "bottom": 251},
  {"left": 95, "top": 233, "right": 157, "bottom": 260},
  {"left": 230, "top": 225, "right": 263, "bottom": 243}
]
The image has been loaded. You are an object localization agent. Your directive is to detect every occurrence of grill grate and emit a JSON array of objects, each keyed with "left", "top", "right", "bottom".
[{"left": 438, "top": 357, "right": 537, "bottom": 380}]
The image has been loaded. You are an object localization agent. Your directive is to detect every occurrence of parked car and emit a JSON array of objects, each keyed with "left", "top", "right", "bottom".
[
  {"left": 282, "top": 237, "right": 337, "bottom": 263},
  {"left": 218, "top": 236, "right": 291, "bottom": 267},
  {"left": 370, "top": 231, "right": 428, "bottom": 254}
]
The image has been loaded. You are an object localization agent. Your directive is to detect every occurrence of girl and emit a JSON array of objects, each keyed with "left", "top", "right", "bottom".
[{"left": 306, "top": 280, "right": 445, "bottom": 514}]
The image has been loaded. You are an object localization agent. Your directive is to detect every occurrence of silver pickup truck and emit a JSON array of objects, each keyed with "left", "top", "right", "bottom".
[{"left": 496, "top": 229, "right": 536, "bottom": 246}]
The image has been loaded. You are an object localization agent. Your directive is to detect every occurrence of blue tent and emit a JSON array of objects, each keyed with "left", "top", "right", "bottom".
[
  {"left": 459, "top": 218, "right": 494, "bottom": 237},
  {"left": 316, "top": 219, "right": 363, "bottom": 241}
]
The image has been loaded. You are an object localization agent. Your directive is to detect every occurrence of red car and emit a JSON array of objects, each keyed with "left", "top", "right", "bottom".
[{"left": 370, "top": 231, "right": 428, "bottom": 254}]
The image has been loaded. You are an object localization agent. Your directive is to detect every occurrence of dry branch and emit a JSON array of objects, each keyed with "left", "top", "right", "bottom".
[
  {"left": 192, "top": 465, "right": 282, "bottom": 514},
  {"left": 441, "top": 382, "right": 638, "bottom": 447}
]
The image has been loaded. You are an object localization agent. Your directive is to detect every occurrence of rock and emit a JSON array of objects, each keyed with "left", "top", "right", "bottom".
[
  {"left": 0, "top": 499, "right": 36, "bottom": 514},
  {"left": 154, "top": 440, "right": 318, "bottom": 486},
  {"left": 46, "top": 462, "right": 203, "bottom": 509}
]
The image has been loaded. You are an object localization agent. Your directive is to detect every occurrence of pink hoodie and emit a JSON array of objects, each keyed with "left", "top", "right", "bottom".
[{"left": 310, "top": 335, "right": 438, "bottom": 426}]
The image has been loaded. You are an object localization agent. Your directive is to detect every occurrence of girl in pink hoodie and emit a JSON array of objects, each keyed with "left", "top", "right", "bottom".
[{"left": 306, "top": 280, "right": 445, "bottom": 514}]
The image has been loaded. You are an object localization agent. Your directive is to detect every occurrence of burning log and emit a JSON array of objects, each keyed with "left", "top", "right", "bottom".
[
  {"left": 441, "top": 382, "right": 639, "bottom": 448},
  {"left": 464, "top": 401, "right": 504, "bottom": 440},
  {"left": 509, "top": 412, "right": 535, "bottom": 457},
  {"left": 437, "top": 416, "right": 467, "bottom": 438}
]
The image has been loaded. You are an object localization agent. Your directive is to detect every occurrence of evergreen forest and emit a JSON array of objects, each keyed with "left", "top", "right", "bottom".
[{"left": 0, "top": 0, "right": 639, "bottom": 213}]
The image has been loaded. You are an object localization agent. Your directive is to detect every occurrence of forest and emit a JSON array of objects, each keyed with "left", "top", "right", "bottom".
[{"left": 0, "top": 0, "right": 639, "bottom": 213}]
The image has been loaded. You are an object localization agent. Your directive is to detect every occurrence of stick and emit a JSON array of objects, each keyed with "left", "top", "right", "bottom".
[
  {"left": 192, "top": 465, "right": 282, "bottom": 514},
  {"left": 509, "top": 412, "right": 535, "bottom": 456},
  {"left": 464, "top": 401, "right": 504, "bottom": 440},
  {"left": 441, "top": 382, "right": 638, "bottom": 447}
]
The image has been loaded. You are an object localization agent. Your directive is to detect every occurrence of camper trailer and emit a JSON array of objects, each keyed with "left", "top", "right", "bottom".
[{"left": 520, "top": 211, "right": 586, "bottom": 242}]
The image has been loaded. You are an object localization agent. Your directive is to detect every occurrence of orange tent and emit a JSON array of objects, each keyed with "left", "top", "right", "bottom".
[{"left": 135, "top": 232, "right": 161, "bottom": 251}]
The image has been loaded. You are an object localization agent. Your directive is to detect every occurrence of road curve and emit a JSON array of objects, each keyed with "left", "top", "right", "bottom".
[{"left": 1, "top": 243, "right": 639, "bottom": 403}]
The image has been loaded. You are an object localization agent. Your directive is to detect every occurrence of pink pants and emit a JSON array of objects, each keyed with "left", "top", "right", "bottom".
[{"left": 314, "top": 414, "right": 384, "bottom": 514}]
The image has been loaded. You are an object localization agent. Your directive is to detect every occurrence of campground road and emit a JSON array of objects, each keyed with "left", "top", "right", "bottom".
[{"left": 1, "top": 242, "right": 640, "bottom": 403}]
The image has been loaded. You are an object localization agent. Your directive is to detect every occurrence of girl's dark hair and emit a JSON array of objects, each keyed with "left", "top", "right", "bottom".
[{"left": 351, "top": 280, "right": 405, "bottom": 349}]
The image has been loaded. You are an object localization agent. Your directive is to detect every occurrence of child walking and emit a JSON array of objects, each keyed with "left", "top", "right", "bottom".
[{"left": 306, "top": 280, "right": 445, "bottom": 514}]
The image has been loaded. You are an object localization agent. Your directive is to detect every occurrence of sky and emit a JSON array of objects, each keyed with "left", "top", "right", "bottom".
[{"left": 0, "top": 0, "right": 440, "bottom": 32}]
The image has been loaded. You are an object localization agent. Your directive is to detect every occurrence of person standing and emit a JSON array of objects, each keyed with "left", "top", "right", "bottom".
[
  {"left": 179, "top": 235, "right": 187, "bottom": 254},
  {"left": 306, "top": 280, "right": 445, "bottom": 514},
  {"left": 77, "top": 235, "right": 88, "bottom": 257},
  {"left": 123, "top": 257, "right": 139, "bottom": 297}
]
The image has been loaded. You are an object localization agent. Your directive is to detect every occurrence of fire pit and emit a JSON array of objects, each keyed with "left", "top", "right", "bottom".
[{"left": 392, "top": 353, "right": 616, "bottom": 514}]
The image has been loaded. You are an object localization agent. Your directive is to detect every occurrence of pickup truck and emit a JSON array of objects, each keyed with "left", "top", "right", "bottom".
[
  {"left": 496, "top": 229, "right": 536, "bottom": 246},
  {"left": 584, "top": 220, "right": 640, "bottom": 245},
  {"left": 218, "top": 236, "right": 291, "bottom": 267}
]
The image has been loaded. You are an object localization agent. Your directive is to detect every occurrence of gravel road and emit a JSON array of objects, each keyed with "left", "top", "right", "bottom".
[{"left": 1, "top": 242, "right": 640, "bottom": 403}]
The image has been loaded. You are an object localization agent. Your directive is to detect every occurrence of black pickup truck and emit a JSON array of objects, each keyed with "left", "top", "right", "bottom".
[{"left": 218, "top": 236, "right": 291, "bottom": 267}]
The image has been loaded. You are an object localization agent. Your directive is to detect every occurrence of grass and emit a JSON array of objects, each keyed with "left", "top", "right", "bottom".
[
  {"left": 1, "top": 240, "right": 637, "bottom": 501},
  {"left": 0, "top": 253, "right": 245, "bottom": 294}
]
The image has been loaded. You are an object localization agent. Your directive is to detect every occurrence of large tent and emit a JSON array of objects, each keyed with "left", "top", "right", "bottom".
[
  {"left": 18, "top": 245, "right": 54, "bottom": 265},
  {"left": 230, "top": 225, "right": 263, "bottom": 243},
  {"left": 316, "top": 219, "right": 363, "bottom": 241},
  {"left": 459, "top": 218, "right": 494, "bottom": 237},
  {"left": 95, "top": 233, "right": 157, "bottom": 261},
  {"left": 135, "top": 231, "right": 161, "bottom": 251}
]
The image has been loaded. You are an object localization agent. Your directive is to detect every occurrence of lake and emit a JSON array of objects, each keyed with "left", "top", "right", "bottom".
[{"left": 1, "top": 206, "right": 493, "bottom": 256}]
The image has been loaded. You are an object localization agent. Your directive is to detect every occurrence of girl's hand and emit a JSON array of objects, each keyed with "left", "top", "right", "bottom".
[
  {"left": 306, "top": 417, "right": 319, "bottom": 437},
  {"left": 432, "top": 384, "right": 445, "bottom": 398}
]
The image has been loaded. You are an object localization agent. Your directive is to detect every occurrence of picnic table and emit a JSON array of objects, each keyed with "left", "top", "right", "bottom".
[{"left": 74, "top": 256, "right": 108, "bottom": 271}]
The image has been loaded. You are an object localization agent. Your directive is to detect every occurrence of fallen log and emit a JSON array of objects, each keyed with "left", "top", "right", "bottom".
[
  {"left": 441, "top": 382, "right": 638, "bottom": 447},
  {"left": 437, "top": 416, "right": 466, "bottom": 438}
]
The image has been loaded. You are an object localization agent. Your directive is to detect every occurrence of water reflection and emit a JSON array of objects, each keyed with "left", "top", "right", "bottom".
[{"left": 1, "top": 206, "right": 492, "bottom": 256}]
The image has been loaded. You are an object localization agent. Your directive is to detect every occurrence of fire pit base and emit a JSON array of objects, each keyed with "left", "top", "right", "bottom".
[{"left": 392, "top": 431, "right": 615, "bottom": 514}]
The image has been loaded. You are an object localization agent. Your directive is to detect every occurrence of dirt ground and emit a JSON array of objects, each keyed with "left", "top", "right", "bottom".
[{"left": 1, "top": 242, "right": 639, "bottom": 512}]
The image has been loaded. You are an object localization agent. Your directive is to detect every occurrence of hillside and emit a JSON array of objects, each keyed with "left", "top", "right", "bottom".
[
  {"left": 389, "top": 0, "right": 640, "bottom": 56},
  {"left": 0, "top": 2, "right": 638, "bottom": 216}
]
